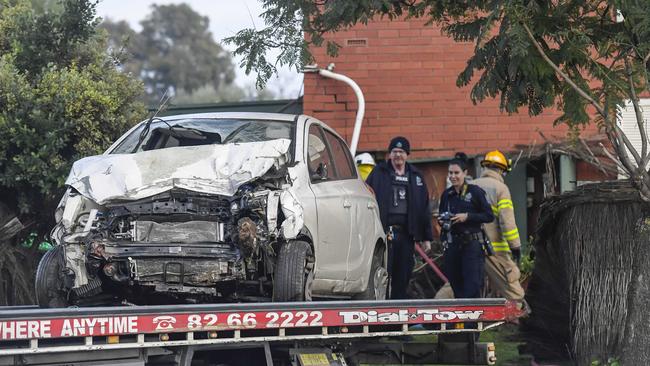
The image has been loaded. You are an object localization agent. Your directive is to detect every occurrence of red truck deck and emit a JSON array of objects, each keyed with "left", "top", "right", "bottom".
[{"left": 0, "top": 298, "right": 523, "bottom": 365}]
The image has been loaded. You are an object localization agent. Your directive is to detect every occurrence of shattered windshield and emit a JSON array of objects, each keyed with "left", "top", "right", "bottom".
[{"left": 111, "top": 118, "right": 294, "bottom": 154}]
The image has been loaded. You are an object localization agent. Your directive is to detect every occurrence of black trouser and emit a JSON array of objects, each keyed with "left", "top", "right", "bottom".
[
  {"left": 443, "top": 234, "right": 485, "bottom": 299},
  {"left": 388, "top": 226, "right": 414, "bottom": 299}
]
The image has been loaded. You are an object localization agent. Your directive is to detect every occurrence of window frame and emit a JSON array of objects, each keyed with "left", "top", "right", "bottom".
[
  {"left": 108, "top": 118, "right": 297, "bottom": 157},
  {"left": 321, "top": 128, "right": 358, "bottom": 180},
  {"left": 306, "top": 123, "right": 340, "bottom": 183}
]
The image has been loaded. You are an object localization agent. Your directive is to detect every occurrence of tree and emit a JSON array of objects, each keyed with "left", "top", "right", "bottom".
[
  {"left": 28, "top": 0, "right": 63, "bottom": 13},
  {"left": 101, "top": 4, "right": 238, "bottom": 104},
  {"left": 226, "top": 0, "right": 650, "bottom": 200},
  {"left": 0, "top": 0, "right": 146, "bottom": 303},
  {"left": 97, "top": 18, "right": 141, "bottom": 76}
]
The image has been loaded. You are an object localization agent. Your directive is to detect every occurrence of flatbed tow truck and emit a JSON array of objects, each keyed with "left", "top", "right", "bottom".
[
  {"left": 0, "top": 67, "right": 524, "bottom": 366},
  {"left": 0, "top": 298, "right": 523, "bottom": 365}
]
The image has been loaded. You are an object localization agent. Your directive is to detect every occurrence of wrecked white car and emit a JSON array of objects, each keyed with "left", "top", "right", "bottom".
[{"left": 35, "top": 112, "right": 387, "bottom": 307}]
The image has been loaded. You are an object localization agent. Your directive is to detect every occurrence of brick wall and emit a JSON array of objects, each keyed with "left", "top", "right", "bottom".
[
  {"left": 576, "top": 161, "right": 617, "bottom": 182},
  {"left": 304, "top": 16, "right": 601, "bottom": 160}
]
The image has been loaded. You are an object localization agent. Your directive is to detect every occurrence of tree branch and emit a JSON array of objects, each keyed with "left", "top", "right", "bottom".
[
  {"left": 605, "top": 123, "right": 638, "bottom": 175},
  {"left": 599, "top": 142, "right": 629, "bottom": 176},
  {"left": 588, "top": 55, "right": 628, "bottom": 97},
  {"left": 625, "top": 58, "right": 649, "bottom": 167},
  {"left": 522, "top": 22, "right": 644, "bottom": 170},
  {"left": 579, "top": 137, "right": 613, "bottom": 176},
  {"left": 613, "top": 118, "right": 643, "bottom": 166},
  {"left": 521, "top": 22, "right": 607, "bottom": 118}
]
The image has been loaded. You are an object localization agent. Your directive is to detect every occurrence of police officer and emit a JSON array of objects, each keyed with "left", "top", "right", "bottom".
[
  {"left": 366, "top": 136, "right": 433, "bottom": 299},
  {"left": 438, "top": 154, "right": 494, "bottom": 298}
]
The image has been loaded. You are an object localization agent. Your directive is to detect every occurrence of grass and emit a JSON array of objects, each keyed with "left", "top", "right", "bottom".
[
  {"left": 410, "top": 324, "right": 532, "bottom": 365},
  {"left": 364, "top": 324, "right": 533, "bottom": 365}
]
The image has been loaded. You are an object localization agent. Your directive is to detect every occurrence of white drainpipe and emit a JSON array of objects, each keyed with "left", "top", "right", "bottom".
[{"left": 302, "top": 64, "right": 365, "bottom": 156}]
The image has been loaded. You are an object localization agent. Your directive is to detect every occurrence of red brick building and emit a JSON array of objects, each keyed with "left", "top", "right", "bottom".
[{"left": 302, "top": 16, "right": 614, "bottom": 246}]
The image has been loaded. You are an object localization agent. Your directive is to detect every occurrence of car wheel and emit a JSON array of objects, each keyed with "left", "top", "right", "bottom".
[
  {"left": 273, "top": 240, "right": 314, "bottom": 302},
  {"left": 35, "top": 246, "right": 69, "bottom": 308},
  {"left": 353, "top": 248, "right": 388, "bottom": 300}
]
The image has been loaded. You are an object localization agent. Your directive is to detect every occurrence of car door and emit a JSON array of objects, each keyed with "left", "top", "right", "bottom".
[
  {"left": 321, "top": 129, "right": 377, "bottom": 285},
  {"left": 305, "top": 123, "right": 352, "bottom": 281}
]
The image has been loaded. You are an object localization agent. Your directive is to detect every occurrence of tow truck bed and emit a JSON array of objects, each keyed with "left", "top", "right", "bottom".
[{"left": 0, "top": 298, "right": 522, "bottom": 365}]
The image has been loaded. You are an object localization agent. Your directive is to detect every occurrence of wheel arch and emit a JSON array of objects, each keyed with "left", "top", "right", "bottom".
[
  {"left": 360, "top": 237, "right": 387, "bottom": 291},
  {"left": 294, "top": 226, "right": 314, "bottom": 248},
  {"left": 374, "top": 238, "right": 387, "bottom": 267}
]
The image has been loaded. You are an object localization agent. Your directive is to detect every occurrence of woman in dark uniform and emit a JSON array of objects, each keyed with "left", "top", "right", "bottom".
[{"left": 438, "top": 154, "right": 494, "bottom": 298}]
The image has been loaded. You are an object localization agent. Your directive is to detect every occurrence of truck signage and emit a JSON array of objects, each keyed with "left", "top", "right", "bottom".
[{"left": 0, "top": 305, "right": 505, "bottom": 341}]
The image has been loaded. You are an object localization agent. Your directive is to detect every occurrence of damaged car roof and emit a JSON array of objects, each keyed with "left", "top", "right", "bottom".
[{"left": 66, "top": 112, "right": 299, "bottom": 204}]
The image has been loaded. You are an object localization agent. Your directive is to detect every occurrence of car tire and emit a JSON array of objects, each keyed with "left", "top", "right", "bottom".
[
  {"left": 353, "top": 248, "right": 388, "bottom": 300},
  {"left": 273, "top": 240, "right": 314, "bottom": 302},
  {"left": 35, "top": 246, "right": 69, "bottom": 308}
]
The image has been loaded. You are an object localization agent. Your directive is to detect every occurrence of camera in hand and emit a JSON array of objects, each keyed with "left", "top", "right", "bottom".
[
  {"left": 438, "top": 211, "right": 454, "bottom": 244},
  {"left": 438, "top": 211, "right": 453, "bottom": 231}
]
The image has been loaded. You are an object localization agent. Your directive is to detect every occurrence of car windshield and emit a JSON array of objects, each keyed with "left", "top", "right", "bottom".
[{"left": 111, "top": 118, "right": 294, "bottom": 154}]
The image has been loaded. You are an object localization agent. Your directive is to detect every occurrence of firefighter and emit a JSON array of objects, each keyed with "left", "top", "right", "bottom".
[
  {"left": 438, "top": 154, "right": 494, "bottom": 299},
  {"left": 366, "top": 136, "right": 433, "bottom": 299},
  {"left": 355, "top": 152, "right": 376, "bottom": 181},
  {"left": 472, "top": 150, "right": 526, "bottom": 302}
]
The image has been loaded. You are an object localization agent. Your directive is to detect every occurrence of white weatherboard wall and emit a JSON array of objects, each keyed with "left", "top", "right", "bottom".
[{"left": 618, "top": 98, "right": 650, "bottom": 177}]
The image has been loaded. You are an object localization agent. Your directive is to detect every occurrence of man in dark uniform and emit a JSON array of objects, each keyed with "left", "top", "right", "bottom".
[{"left": 366, "top": 136, "right": 433, "bottom": 299}]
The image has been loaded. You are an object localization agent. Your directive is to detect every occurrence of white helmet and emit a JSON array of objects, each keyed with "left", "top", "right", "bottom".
[{"left": 355, "top": 152, "right": 376, "bottom": 166}]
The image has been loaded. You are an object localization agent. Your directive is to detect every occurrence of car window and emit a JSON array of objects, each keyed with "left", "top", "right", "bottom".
[
  {"left": 307, "top": 124, "right": 336, "bottom": 182},
  {"left": 323, "top": 129, "right": 357, "bottom": 180},
  {"left": 111, "top": 118, "right": 294, "bottom": 154}
]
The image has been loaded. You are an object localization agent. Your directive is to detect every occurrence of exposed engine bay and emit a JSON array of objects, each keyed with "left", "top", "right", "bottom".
[{"left": 50, "top": 137, "right": 306, "bottom": 305}]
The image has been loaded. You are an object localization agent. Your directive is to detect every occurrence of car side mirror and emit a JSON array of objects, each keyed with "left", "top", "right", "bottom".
[{"left": 311, "top": 162, "right": 328, "bottom": 181}]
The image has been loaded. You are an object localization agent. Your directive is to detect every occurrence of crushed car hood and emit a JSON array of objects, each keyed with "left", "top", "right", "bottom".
[{"left": 65, "top": 139, "right": 292, "bottom": 204}]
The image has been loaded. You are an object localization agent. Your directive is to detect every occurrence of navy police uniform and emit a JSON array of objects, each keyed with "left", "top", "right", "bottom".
[
  {"left": 438, "top": 183, "right": 494, "bottom": 298},
  {"left": 366, "top": 160, "right": 433, "bottom": 299}
]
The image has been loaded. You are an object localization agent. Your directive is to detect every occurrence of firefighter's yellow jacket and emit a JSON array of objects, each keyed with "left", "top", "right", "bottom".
[{"left": 472, "top": 169, "right": 521, "bottom": 252}]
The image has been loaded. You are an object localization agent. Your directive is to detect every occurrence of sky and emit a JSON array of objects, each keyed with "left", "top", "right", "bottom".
[{"left": 95, "top": 0, "right": 303, "bottom": 99}]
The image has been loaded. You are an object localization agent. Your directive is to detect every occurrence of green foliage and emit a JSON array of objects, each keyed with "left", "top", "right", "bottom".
[
  {"left": 519, "top": 248, "right": 535, "bottom": 284},
  {"left": 0, "top": 0, "right": 146, "bottom": 235},
  {"left": 225, "top": 0, "right": 408, "bottom": 88},
  {"left": 591, "top": 357, "right": 620, "bottom": 366},
  {"left": 28, "top": 0, "right": 63, "bottom": 14},
  {"left": 97, "top": 18, "right": 138, "bottom": 69},
  {"left": 100, "top": 4, "right": 239, "bottom": 104},
  {"left": 1, "top": 0, "right": 97, "bottom": 77}
]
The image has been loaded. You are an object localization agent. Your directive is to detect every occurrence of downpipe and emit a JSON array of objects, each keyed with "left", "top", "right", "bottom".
[{"left": 302, "top": 64, "right": 365, "bottom": 156}]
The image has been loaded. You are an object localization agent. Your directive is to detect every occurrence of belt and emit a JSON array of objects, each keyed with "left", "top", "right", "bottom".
[{"left": 451, "top": 231, "right": 484, "bottom": 242}]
